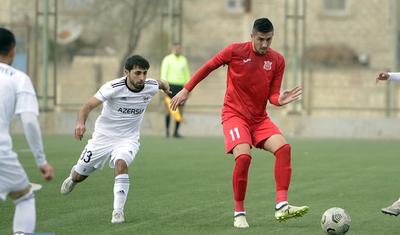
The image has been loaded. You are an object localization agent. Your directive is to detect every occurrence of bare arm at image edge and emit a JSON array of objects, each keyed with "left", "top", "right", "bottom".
[{"left": 388, "top": 72, "right": 400, "bottom": 81}]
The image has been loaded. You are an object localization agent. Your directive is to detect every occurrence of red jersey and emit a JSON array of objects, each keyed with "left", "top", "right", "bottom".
[{"left": 185, "top": 41, "right": 285, "bottom": 124}]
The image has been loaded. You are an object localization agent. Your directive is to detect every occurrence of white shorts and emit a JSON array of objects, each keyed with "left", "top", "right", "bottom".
[
  {"left": 0, "top": 152, "right": 30, "bottom": 201},
  {"left": 74, "top": 132, "right": 140, "bottom": 176}
]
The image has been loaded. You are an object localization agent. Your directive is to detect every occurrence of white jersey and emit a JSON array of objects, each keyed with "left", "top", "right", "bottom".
[
  {"left": 93, "top": 77, "right": 159, "bottom": 139},
  {"left": 0, "top": 62, "right": 38, "bottom": 158}
]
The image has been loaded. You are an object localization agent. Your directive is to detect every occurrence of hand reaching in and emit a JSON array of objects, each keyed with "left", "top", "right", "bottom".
[
  {"left": 170, "top": 88, "right": 190, "bottom": 111},
  {"left": 278, "top": 86, "right": 302, "bottom": 106},
  {"left": 39, "top": 163, "right": 54, "bottom": 181},
  {"left": 74, "top": 122, "right": 86, "bottom": 140},
  {"left": 159, "top": 80, "right": 172, "bottom": 95}
]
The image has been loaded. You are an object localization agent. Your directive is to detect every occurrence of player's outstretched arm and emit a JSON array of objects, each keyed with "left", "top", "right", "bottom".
[
  {"left": 278, "top": 86, "right": 302, "bottom": 106},
  {"left": 157, "top": 79, "right": 171, "bottom": 95},
  {"left": 75, "top": 97, "right": 102, "bottom": 140},
  {"left": 170, "top": 88, "right": 190, "bottom": 111}
]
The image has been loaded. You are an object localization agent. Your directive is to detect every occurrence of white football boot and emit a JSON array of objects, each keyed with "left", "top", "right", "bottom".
[
  {"left": 234, "top": 212, "right": 249, "bottom": 228},
  {"left": 111, "top": 210, "right": 125, "bottom": 224},
  {"left": 382, "top": 199, "right": 400, "bottom": 216},
  {"left": 60, "top": 176, "right": 76, "bottom": 195}
]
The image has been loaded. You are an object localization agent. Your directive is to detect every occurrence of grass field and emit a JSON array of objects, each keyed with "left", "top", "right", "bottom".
[{"left": 1, "top": 135, "right": 400, "bottom": 235}]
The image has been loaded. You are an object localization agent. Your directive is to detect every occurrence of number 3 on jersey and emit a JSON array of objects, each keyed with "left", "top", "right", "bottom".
[
  {"left": 80, "top": 148, "right": 92, "bottom": 163},
  {"left": 229, "top": 127, "right": 240, "bottom": 141}
]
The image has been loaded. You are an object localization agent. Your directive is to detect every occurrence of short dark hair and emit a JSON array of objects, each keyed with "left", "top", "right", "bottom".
[
  {"left": 0, "top": 27, "right": 16, "bottom": 56},
  {"left": 252, "top": 18, "right": 274, "bottom": 34},
  {"left": 125, "top": 55, "right": 150, "bottom": 71}
]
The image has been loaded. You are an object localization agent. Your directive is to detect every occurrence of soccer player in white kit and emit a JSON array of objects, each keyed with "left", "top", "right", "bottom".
[
  {"left": 0, "top": 28, "right": 54, "bottom": 233},
  {"left": 376, "top": 71, "right": 400, "bottom": 216},
  {"left": 60, "top": 54, "right": 170, "bottom": 224}
]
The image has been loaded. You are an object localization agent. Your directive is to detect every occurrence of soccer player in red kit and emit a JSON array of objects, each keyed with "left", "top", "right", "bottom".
[{"left": 171, "top": 18, "right": 309, "bottom": 228}]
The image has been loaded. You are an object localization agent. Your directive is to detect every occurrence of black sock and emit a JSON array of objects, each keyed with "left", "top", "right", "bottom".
[
  {"left": 174, "top": 122, "right": 181, "bottom": 136},
  {"left": 165, "top": 115, "right": 170, "bottom": 136}
]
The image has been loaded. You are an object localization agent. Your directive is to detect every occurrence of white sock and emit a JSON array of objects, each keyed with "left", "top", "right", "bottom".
[
  {"left": 13, "top": 191, "right": 36, "bottom": 233},
  {"left": 234, "top": 211, "right": 246, "bottom": 217},
  {"left": 276, "top": 201, "right": 288, "bottom": 210},
  {"left": 113, "top": 174, "right": 130, "bottom": 212}
]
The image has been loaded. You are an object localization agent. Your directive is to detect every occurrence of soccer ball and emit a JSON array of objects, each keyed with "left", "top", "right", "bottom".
[{"left": 321, "top": 207, "right": 351, "bottom": 235}]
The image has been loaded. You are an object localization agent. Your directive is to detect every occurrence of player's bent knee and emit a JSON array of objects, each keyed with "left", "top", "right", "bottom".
[
  {"left": 9, "top": 186, "right": 31, "bottom": 200},
  {"left": 263, "top": 134, "right": 288, "bottom": 152},
  {"left": 114, "top": 159, "right": 129, "bottom": 175},
  {"left": 115, "top": 159, "right": 128, "bottom": 167},
  {"left": 233, "top": 143, "right": 251, "bottom": 158}
]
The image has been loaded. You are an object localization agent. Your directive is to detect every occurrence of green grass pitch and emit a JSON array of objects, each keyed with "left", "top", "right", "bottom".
[{"left": 1, "top": 135, "right": 399, "bottom": 234}]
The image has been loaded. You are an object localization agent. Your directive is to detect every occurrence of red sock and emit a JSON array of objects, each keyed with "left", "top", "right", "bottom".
[
  {"left": 232, "top": 154, "right": 252, "bottom": 212},
  {"left": 274, "top": 144, "right": 292, "bottom": 203}
]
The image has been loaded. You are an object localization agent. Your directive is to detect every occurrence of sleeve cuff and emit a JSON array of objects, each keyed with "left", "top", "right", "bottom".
[
  {"left": 388, "top": 72, "right": 400, "bottom": 81},
  {"left": 269, "top": 95, "right": 281, "bottom": 106},
  {"left": 35, "top": 156, "right": 47, "bottom": 167}
]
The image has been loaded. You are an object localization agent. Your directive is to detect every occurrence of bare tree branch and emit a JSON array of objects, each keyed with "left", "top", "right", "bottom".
[
  {"left": 77, "top": 0, "right": 162, "bottom": 75},
  {"left": 114, "top": 0, "right": 161, "bottom": 75}
]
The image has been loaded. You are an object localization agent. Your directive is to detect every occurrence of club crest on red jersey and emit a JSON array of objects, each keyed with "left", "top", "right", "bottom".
[{"left": 263, "top": 61, "right": 272, "bottom": 70}]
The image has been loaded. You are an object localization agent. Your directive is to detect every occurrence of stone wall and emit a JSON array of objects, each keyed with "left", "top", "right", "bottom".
[{"left": 11, "top": 109, "right": 400, "bottom": 139}]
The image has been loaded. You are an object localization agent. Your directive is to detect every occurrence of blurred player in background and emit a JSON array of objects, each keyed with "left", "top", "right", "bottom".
[
  {"left": 376, "top": 71, "right": 400, "bottom": 216},
  {"left": 60, "top": 55, "right": 170, "bottom": 224},
  {"left": 171, "top": 18, "right": 309, "bottom": 228},
  {"left": 161, "top": 43, "right": 190, "bottom": 138},
  {"left": 0, "top": 27, "right": 54, "bottom": 233}
]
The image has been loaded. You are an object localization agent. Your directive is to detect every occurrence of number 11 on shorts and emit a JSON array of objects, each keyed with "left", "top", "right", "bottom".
[{"left": 229, "top": 127, "right": 240, "bottom": 141}]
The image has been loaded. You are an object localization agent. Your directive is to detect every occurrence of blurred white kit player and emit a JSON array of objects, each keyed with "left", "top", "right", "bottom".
[
  {"left": 0, "top": 28, "right": 54, "bottom": 234},
  {"left": 61, "top": 55, "right": 170, "bottom": 224},
  {"left": 376, "top": 71, "right": 400, "bottom": 216}
]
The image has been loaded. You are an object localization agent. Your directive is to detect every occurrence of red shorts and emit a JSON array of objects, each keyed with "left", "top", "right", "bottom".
[{"left": 222, "top": 116, "right": 282, "bottom": 153}]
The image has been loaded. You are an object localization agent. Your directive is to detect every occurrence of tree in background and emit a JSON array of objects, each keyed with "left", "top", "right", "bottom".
[
  {"left": 72, "top": 0, "right": 161, "bottom": 75},
  {"left": 99, "top": 0, "right": 161, "bottom": 76}
]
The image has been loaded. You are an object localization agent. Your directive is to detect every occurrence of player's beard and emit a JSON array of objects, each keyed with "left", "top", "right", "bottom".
[
  {"left": 133, "top": 81, "right": 144, "bottom": 90},
  {"left": 127, "top": 77, "right": 145, "bottom": 91}
]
